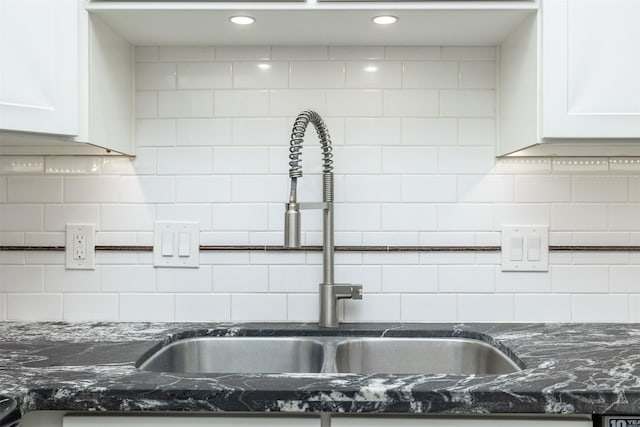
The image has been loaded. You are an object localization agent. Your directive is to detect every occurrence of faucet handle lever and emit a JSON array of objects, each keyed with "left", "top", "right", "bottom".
[{"left": 334, "top": 284, "right": 363, "bottom": 300}]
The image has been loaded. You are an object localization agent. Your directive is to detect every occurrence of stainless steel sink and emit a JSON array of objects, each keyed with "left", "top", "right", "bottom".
[
  {"left": 334, "top": 338, "right": 521, "bottom": 375},
  {"left": 138, "top": 337, "right": 325, "bottom": 374},
  {"left": 138, "top": 336, "right": 522, "bottom": 375}
]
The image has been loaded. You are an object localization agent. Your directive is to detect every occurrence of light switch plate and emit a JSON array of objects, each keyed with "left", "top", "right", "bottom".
[
  {"left": 153, "top": 222, "right": 200, "bottom": 268},
  {"left": 501, "top": 225, "right": 549, "bottom": 272}
]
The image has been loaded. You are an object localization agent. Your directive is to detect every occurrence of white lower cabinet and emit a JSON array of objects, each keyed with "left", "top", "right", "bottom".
[
  {"left": 59, "top": 415, "right": 593, "bottom": 427},
  {"left": 331, "top": 416, "right": 593, "bottom": 427},
  {"left": 62, "top": 416, "right": 320, "bottom": 427}
]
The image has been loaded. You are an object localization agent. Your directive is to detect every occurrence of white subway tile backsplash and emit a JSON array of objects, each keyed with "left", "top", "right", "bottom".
[
  {"left": 157, "top": 204, "right": 212, "bottom": 229},
  {"left": 213, "top": 204, "right": 268, "bottom": 231},
  {"left": 383, "top": 90, "right": 439, "bottom": 118},
  {"left": 572, "top": 177, "right": 628, "bottom": 202},
  {"left": 158, "top": 91, "right": 214, "bottom": 118},
  {"left": 442, "top": 47, "right": 496, "bottom": 60},
  {"left": 231, "top": 294, "right": 287, "bottom": 321},
  {"left": 136, "top": 119, "right": 176, "bottom": 147},
  {"left": 120, "top": 176, "right": 175, "bottom": 203},
  {"left": 214, "top": 90, "right": 270, "bottom": 117},
  {"left": 272, "top": 46, "right": 328, "bottom": 60},
  {"left": 158, "top": 266, "right": 212, "bottom": 292},
  {"left": 63, "top": 294, "right": 119, "bottom": 322},
  {"left": 101, "top": 205, "right": 155, "bottom": 231},
  {"left": 385, "top": 46, "right": 441, "bottom": 60},
  {"left": 459, "top": 62, "right": 496, "bottom": 89},
  {"left": 175, "top": 294, "right": 231, "bottom": 321},
  {"left": 290, "top": 62, "right": 345, "bottom": 89},
  {"left": 458, "top": 294, "right": 513, "bottom": 322},
  {"left": 437, "top": 204, "right": 494, "bottom": 231},
  {"left": 159, "top": 46, "right": 215, "bottom": 62},
  {"left": 45, "top": 266, "right": 100, "bottom": 292},
  {"left": 135, "top": 63, "right": 176, "bottom": 90},
  {"left": 270, "top": 90, "right": 326, "bottom": 117},
  {"left": 346, "top": 62, "right": 402, "bottom": 88},
  {"left": 215, "top": 46, "right": 271, "bottom": 61},
  {"left": 157, "top": 147, "right": 213, "bottom": 175},
  {"left": 5, "top": 44, "right": 640, "bottom": 324},
  {"left": 43, "top": 205, "right": 98, "bottom": 232},
  {"left": 233, "top": 62, "right": 288, "bottom": 89},
  {"left": 458, "top": 175, "right": 513, "bottom": 203},
  {"left": 552, "top": 265, "right": 609, "bottom": 293},
  {"left": 120, "top": 294, "right": 174, "bottom": 322},
  {"left": 514, "top": 294, "right": 570, "bottom": 322},
  {"left": 344, "top": 294, "right": 401, "bottom": 321},
  {"left": 381, "top": 204, "right": 436, "bottom": 231},
  {"left": 438, "top": 147, "right": 495, "bottom": 174},
  {"left": 329, "top": 46, "right": 384, "bottom": 60},
  {"left": 551, "top": 204, "right": 608, "bottom": 231},
  {"left": 496, "top": 270, "right": 552, "bottom": 293},
  {"left": 286, "top": 294, "right": 319, "bottom": 321},
  {"left": 439, "top": 266, "right": 495, "bottom": 293},
  {"left": 402, "top": 62, "right": 458, "bottom": 89},
  {"left": 8, "top": 177, "right": 62, "bottom": 203},
  {"left": 270, "top": 265, "right": 322, "bottom": 293},
  {"left": 327, "top": 90, "right": 383, "bottom": 117},
  {"left": 401, "top": 294, "right": 457, "bottom": 322},
  {"left": 458, "top": 119, "right": 495, "bottom": 146},
  {"left": 382, "top": 265, "right": 437, "bottom": 293},
  {"left": 7, "top": 294, "right": 63, "bottom": 321},
  {"left": 213, "top": 266, "right": 268, "bottom": 292},
  {"left": 572, "top": 294, "right": 628, "bottom": 322},
  {"left": 135, "top": 92, "right": 157, "bottom": 119},
  {"left": 101, "top": 265, "right": 156, "bottom": 292},
  {"left": 177, "top": 62, "right": 232, "bottom": 89},
  {"left": 402, "top": 118, "right": 457, "bottom": 146},
  {"left": 345, "top": 118, "right": 401, "bottom": 146},
  {"left": 401, "top": 175, "right": 457, "bottom": 203},
  {"left": 177, "top": 119, "right": 232, "bottom": 146},
  {"left": 0, "top": 265, "right": 43, "bottom": 292},
  {"left": 440, "top": 90, "right": 495, "bottom": 117},
  {"left": 345, "top": 176, "right": 401, "bottom": 202},
  {"left": 175, "top": 176, "right": 232, "bottom": 202},
  {"left": 382, "top": 147, "right": 438, "bottom": 174},
  {"left": 609, "top": 205, "right": 640, "bottom": 231}
]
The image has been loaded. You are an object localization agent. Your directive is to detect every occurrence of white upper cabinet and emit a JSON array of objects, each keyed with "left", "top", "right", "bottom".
[
  {"left": 0, "top": 0, "right": 134, "bottom": 156},
  {"left": 498, "top": 0, "right": 640, "bottom": 156},
  {"left": 0, "top": 0, "right": 79, "bottom": 135},
  {"left": 542, "top": 0, "right": 640, "bottom": 138}
]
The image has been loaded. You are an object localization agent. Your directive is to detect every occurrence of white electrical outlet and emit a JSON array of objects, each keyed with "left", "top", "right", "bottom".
[{"left": 66, "top": 224, "right": 95, "bottom": 270}]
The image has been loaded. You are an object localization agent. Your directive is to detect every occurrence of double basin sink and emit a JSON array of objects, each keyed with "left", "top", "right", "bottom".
[{"left": 138, "top": 336, "right": 523, "bottom": 375}]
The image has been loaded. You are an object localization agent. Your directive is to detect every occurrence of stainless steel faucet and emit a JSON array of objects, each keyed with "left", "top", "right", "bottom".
[{"left": 283, "top": 111, "right": 363, "bottom": 327}]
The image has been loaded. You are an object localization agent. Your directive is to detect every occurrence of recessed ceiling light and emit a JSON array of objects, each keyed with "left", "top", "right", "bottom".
[
  {"left": 257, "top": 63, "right": 272, "bottom": 70},
  {"left": 372, "top": 15, "right": 398, "bottom": 25},
  {"left": 364, "top": 65, "right": 379, "bottom": 73},
  {"left": 230, "top": 16, "right": 255, "bottom": 25}
]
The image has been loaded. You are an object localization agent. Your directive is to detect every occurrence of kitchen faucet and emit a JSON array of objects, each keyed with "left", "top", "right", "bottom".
[{"left": 283, "top": 110, "right": 363, "bottom": 327}]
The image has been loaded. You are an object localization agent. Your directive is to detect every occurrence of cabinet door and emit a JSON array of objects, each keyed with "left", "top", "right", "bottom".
[
  {"left": 542, "top": 0, "right": 640, "bottom": 138},
  {"left": 331, "top": 417, "right": 593, "bottom": 427},
  {"left": 63, "top": 415, "right": 320, "bottom": 427},
  {"left": 0, "top": 0, "right": 78, "bottom": 135}
]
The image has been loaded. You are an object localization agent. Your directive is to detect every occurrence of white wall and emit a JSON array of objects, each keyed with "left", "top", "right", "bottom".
[{"left": 1, "top": 45, "right": 640, "bottom": 323}]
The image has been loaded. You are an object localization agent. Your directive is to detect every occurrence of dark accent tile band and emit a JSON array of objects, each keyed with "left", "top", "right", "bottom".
[{"left": 3, "top": 245, "right": 640, "bottom": 252}]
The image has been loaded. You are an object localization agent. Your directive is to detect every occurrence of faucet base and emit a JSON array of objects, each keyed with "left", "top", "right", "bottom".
[{"left": 318, "top": 283, "right": 363, "bottom": 328}]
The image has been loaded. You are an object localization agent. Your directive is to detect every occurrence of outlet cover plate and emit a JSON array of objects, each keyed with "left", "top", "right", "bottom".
[
  {"left": 153, "top": 222, "right": 200, "bottom": 268},
  {"left": 65, "top": 224, "right": 95, "bottom": 270},
  {"left": 501, "top": 225, "right": 549, "bottom": 272}
]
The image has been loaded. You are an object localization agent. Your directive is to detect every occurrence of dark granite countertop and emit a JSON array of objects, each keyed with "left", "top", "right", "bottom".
[{"left": 1, "top": 322, "right": 639, "bottom": 417}]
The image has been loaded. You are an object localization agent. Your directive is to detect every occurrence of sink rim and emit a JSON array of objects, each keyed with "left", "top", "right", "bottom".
[{"left": 136, "top": 333, "right": 525, "bottom": 376}]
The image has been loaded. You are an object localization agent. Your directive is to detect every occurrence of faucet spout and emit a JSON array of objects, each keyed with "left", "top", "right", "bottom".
[{"left": 283, "top": 111, "right": 363, "bottom": 327}]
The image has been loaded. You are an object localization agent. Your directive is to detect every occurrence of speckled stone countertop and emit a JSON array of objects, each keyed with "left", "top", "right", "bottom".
[{"left": 1, "top": 322, "right": 640, "bottom": 417}]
